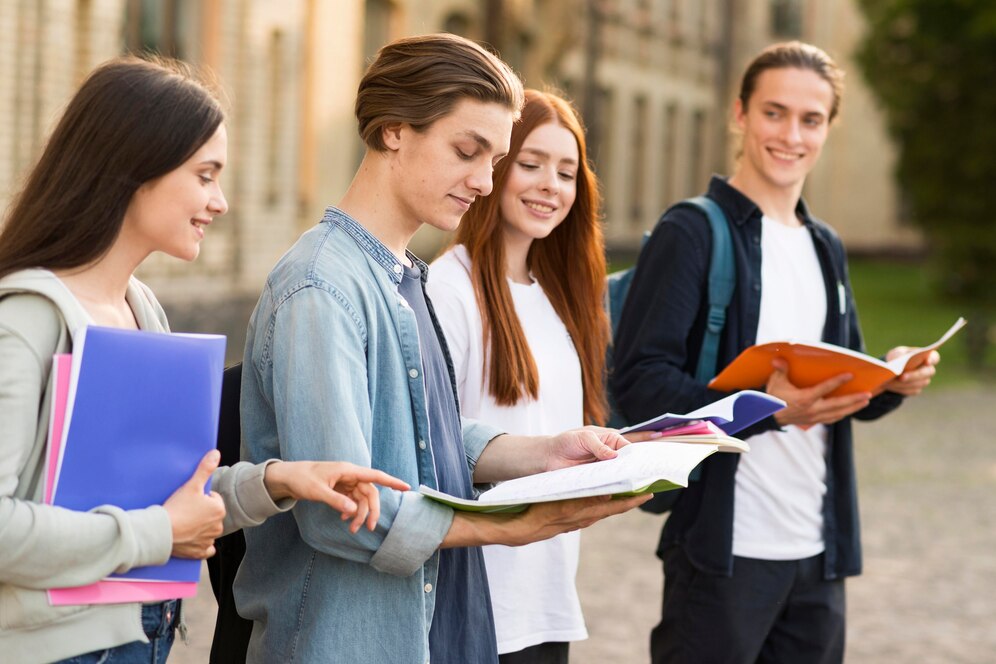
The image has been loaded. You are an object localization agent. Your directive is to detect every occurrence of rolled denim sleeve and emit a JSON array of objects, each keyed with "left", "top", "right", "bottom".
[{"left": 257, "top": 285, "right": 449, "bottom": 576}]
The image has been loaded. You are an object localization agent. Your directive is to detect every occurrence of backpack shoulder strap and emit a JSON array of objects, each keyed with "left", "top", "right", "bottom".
[{"left": 680, "top": 196, "right": 735, "bottom": 383}]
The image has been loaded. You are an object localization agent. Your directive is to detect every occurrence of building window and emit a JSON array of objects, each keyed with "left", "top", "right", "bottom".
[
  {"left": 661, "top": 103, "right": 678, "bottom": 210},
  {"left": 630, "top": 95, "right": 648, "bottom": 226},
  {"left": 771, "top": 0, "right": 803, "bottom": 38},
  {"left": 688, "top": 109, "right": 706, "bottom": 196},
  {"left": 123, "top": 0, "right": 196, "bottom": 58},
  {"left": 266, "top": 30, "right": 285, "bottom": 208}
]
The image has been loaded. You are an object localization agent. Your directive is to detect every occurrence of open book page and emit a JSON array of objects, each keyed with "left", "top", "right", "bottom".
[
  {"left": 884, "top": 317, "right": 966, "bottom": 374},
  {"left": 620, "top": 390, "right": 786, "bottom": 436},
  {"left": 420, "top": 442, "right": 718, "bottom": 513}
]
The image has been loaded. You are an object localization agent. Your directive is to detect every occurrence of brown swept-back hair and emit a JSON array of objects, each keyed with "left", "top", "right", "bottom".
[
  {"left": 355, "top": 32, "right": 525, "bottom": 151},
  {"left": 454, "top": 89, "right": 609, "bottom": 425},
  {"left": 0, "top": 56, "right": 224, "bottom": 280},
  {"left": 739, "top": 41, "right": 845, "bottom": 122}
]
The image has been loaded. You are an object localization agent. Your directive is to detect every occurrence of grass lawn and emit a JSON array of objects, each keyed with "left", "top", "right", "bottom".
[{"left": 847, "top": 258, "right": 992, "bottom": 389}]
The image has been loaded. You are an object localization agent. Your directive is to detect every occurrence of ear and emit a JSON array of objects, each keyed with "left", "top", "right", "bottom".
[
  {"left": 732, "top": 98, "right": 747, "bottom": 131},
  {"left": 381, "top": 123, "right": 404, "bottom": 151}
]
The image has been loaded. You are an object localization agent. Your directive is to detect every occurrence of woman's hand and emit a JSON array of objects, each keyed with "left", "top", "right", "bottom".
[
  {"left": 621, "top": 430, "right": 665, "bottom": 443},
  {"left": 542, "top": 426, "right": 632, "bottom": 472},
  {"left": 163, "top": 450, "right": 226, "bottom": 559},
  {"left": 263, "top": 462, "right": 410, "bottom": 533},
  {"left": 880, "top": 348, "right": 939, "bottom": 396}
]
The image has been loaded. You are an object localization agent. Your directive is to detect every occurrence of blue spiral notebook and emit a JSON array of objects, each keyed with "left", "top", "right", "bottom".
[{"left": 51, "top": 326, "right": 226, "bottom": 582}]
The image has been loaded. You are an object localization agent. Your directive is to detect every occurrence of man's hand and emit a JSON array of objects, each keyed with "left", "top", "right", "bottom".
[
  {"left": 442, "top": 494, "right": 652, "bottom": 549},
  {"left": 264, "top": 462, "right": 410, "bottom": 533},
  {"left": 767, "top": 359, "right": 871, "bottom": 428},
  {"left": 880, "top": 347, "right": 939, "bottom": 396}
]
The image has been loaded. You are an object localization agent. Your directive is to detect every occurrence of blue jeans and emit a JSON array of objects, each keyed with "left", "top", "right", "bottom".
[{"left": 54, "top": 600, "right": 180, "bottom": 664}]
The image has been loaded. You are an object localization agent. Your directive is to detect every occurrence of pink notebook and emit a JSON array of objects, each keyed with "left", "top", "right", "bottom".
[{"left": 44, "top": 354, "right": 197, "bottom": 606}]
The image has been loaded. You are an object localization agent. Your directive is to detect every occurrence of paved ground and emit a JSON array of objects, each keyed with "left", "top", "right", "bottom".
[{"left": 170, "top": 386, "right": 996, "bottom": 663}]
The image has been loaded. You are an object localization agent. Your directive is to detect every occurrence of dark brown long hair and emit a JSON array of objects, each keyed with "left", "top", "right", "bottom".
[
  {"left": 0, "top": 56, "right": 224, "bottom": 280},
  {"left": 454, "top": 89, "right": 609, "bottom": 425}
]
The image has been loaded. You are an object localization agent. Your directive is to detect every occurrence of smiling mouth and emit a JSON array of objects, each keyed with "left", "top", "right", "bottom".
[
  {"left": 768, "top": 148, "right": 803, "bottom": 161},
  {"left": 523, "top": 200, "right": 556, "bottom": 214}
]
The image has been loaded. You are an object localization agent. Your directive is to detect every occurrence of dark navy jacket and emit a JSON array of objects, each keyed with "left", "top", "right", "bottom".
[{"left": 610, "top": 176, "right": 903, "bottom": 579}]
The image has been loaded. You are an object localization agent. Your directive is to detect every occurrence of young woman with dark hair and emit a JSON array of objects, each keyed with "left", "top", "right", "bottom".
[
  {"left": 427, "top": 88, "right": 610, "bottom": 663},
  {"left": 0, "top": 56, "right": 407, "bottom": 664}
]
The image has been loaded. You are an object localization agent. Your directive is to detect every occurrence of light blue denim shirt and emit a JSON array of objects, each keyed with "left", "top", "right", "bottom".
[{"left": 234, "top": 208, "right": 504, "bottom": 664}]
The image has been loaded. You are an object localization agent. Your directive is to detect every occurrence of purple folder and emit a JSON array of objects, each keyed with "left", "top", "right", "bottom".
[{"left": 52, "top": 326, "right": 225, "bottom": 582}]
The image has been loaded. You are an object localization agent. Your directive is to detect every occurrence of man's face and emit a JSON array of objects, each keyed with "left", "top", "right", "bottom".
[
  {"left": 735, "top": 67, "right": 835, "bottom": 194},
  {"left": 387, "top": 98, "right": 514, "bottom": 233}
]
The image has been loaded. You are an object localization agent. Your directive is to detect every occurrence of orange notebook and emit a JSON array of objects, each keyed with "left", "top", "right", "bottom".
[{"left": 708, "top": 318, "right": 965, "bottom": 397}]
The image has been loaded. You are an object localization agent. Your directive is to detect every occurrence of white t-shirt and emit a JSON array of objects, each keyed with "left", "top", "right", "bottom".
[
  {"left": 427, "top": 245, "right": 588, "bottom": 654},
  {"left": 732, "top": 216, "right": 829, "bottom": 561}
]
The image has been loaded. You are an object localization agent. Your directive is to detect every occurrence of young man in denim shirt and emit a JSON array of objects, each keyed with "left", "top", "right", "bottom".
[{"left": 236, "top": 34, "right": 649, "bottom": 664}]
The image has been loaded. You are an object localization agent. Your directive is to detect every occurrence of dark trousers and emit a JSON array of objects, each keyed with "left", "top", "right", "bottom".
[
  {"left": 651, "top": 547, "right": 845, "bottom": 664},
  {"left": 499, "top": 642, "right": 569, "bottom": 664}
]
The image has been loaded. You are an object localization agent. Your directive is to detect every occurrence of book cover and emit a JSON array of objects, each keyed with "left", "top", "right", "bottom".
[
  {"left": 51, "top": 326, "right": 226, "bottom": 583},
  {"left": 708, "top": 318, "right": 965, "bottom": 396}
]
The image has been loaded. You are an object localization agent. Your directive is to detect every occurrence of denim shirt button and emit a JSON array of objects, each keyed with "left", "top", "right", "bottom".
[
  {"left": 393, "top": 264, "right": 403, "bottom": 274},
  {"left": 424, "top": 583, "right": 433, "bottom": 593},
  {"left": 418, "top": 439, "right": 427, "bottom": 450},
  {"left": 409, "top": 368, "right": 419, "bottom": 378}
]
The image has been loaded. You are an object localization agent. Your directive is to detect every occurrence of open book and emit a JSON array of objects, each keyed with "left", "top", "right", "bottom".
[
  {"left": 420, "top": 442, "right": 720, "bottom": 513},
  {"left": 708, "top": 317, "right": 965, "bottom": 397}
]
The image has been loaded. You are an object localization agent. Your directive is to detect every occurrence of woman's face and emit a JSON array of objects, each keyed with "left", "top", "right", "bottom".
[
  {"left": 122, "top": 124, "right": 229, "bottom": 262},
  {"left": 499, "top": 121, "right": 579, "bottom": 245}
]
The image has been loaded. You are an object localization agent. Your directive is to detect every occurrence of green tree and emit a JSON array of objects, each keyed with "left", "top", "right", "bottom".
[{"left": 857, "top": 0, "right": 996, "bottom": 368}]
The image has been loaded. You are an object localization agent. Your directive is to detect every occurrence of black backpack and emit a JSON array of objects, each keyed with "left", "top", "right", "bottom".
[{"left": 205, "top": 362, "right": 253, "bottom": 664}]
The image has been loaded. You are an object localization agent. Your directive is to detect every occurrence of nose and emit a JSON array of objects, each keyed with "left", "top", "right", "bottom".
[
  {"left": 467, "top": 162, "right": 494, "bottom": 197},
  {"left": 209, "top": 183, "right": 229, "bottom": 216},
  {"left": 782, "top": 117, "right": 803, "bottom": 145},
  {"left": 539, "top": 165, "right": 560, "bottom": 193}
]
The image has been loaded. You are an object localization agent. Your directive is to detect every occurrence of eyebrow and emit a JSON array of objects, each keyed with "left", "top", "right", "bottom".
[
  {"left": 519, "top": 147, "right": 578, "bottom": 165},
  {"left": 199, "top": 160, "right": 225, "bottom": 170},
  {"left": 459, "top": 130, "right": 493, "bottom": 152},
  {"left": 762, "top": 101, "right": 827, "bottom": 119}
]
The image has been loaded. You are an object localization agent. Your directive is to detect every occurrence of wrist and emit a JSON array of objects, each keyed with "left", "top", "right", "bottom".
[{"left": 262, "top": 461, "right": 292, "bottom": 501}]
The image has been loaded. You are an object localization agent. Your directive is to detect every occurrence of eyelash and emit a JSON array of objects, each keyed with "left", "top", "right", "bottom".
[
  {"left": 456, "top": 149, "right": 475, "bottom": 161},
  {"left": 518, "top": 162, "right": 576, "bottom": 181}
]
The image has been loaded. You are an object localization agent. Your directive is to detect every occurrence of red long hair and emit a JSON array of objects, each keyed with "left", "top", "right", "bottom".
[{"left": 453, "top": 89, "right": 609, "bottom": 425}]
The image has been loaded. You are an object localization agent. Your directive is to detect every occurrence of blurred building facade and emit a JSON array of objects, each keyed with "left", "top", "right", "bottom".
[{"left": 0, "top": 0, "right": 918, "bottom": 342}]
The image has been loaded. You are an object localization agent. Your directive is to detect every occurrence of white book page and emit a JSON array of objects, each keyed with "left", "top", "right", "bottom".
[
  {"left": 884, "top": 317, "right": 966, "bottom": 374},
  {"left": 475, "top": 442, "right": 718, "bottom": 505}
]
